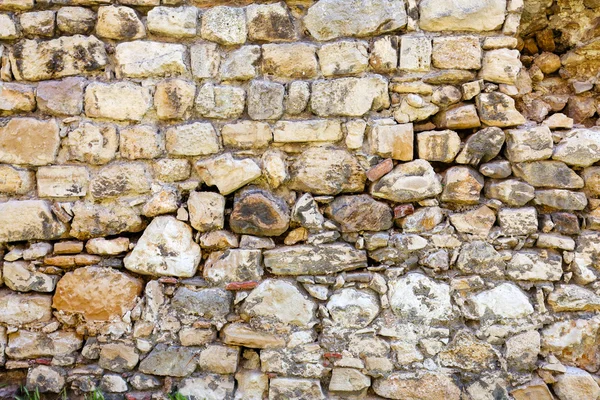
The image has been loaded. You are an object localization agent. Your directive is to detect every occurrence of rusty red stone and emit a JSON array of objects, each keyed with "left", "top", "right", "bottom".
[
  {"left": 366, "top": 158, "right": 394, "bottom": 182},
  {"left": 394, "top": 204, "right": 415, "bottom": 219},
  {"left": 226, "top": 281, "right": 259, "bottom": 290}
]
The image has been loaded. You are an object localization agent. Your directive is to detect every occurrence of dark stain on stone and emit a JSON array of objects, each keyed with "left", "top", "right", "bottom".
[{"left": 251, "top": 12, "right": 296, "bottom": 41}]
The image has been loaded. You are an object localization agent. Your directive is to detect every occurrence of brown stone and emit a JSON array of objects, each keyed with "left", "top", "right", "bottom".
[
  {"left": 0, "top": 118, "right": 60, "bottom": 166},
  {"left": 53, "top": 241, "right": 84, "bottom": 255},
  {"left": 70, "top": 202, "right": 144, "bottom": 240},
  {"left": 230, "top": 188, "right": 290, "bottom": 237},
  {"left": 367, "top": 159, "right": 394, "bottom": 182},
  {"left": 36, "top": 78, "right": 86, "bottom": 116},
  {"left": 53, "top": 266, "right": 143, "bottom": 321},
  {"left": 325, "top": 195, "right": 393, "bottom": 232}
]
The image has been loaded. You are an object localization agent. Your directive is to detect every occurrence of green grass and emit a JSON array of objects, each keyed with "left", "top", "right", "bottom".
[
  {"left": 169, "top": 393, "right": 190, "bottom": 400},
  {"left": 15, "top": 387, "right": 41, "bottom": 400},
  {"left": 84, "top": 389, "right": 106, "bottom": 400}
]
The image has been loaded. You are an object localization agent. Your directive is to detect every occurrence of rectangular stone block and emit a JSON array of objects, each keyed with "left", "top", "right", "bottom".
[
  {"left": 37, "top": 166, "right": 89, "bottom": 197},
  {"left": 115, "top": 41, "right": 187, "bottom": 78},
  {"left": 273, "top": 120, "right": 342, "bottom": 143}
]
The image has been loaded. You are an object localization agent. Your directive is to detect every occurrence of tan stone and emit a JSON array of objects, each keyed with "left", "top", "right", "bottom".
[
  {"left": 0, "top": 290, "right": 52, "bottom": 325},
  {"left": 311, "top": 76, "right": 389, "bottom": 117},
  {"left": 417, "top": 130, "right": 461, "bottom": 163},
  {"left": 90, "top": 163, "right": 151, "bottom": 199},
  {"left": 166, "top": 123, "right": 221, "bottom": 156},
  {"left": 119, "top": 125, "right": 164, "bottom": 160},
  {"left": 70, "top": 202, "right": 144, "bottom": 240},
  {"left": 0, "top": 118, "right": 59, "bottom": 166},
  {"left": 99, "top": 343, "right": 139, "bottom": 372},
  {"left": 432, "top": 36, "right": 482, "bottom": 70},
  {"left": 6, "top": 330, "right": 82, "bottom": 359},
  {"left": 196, "top": 153, "right": 262, "bottom": 195},
  {"left": 0, "top": 165, "right": 34, "bottom": 194},
  {"left": 273, "top": 120, "right": 342, "bottom": 143},
  {"left": 441, "top": 166, "right": 484, "bottom": 204},
  {"left": 433, "top": 104, "right": 481, "bottom": 129},
  {"left": 36, "top": 77, "right": 85, "bottom": 116},
  {"left": 222, "top": 323, "right": 286, "bottom": 349},
  {"left": 374, "top": 373, "right": 461, "bottom": 400},
  {"left": 10, "top": 36, "right": 107, "bottom": 81},
  {"left": 369, "top": 122, "right": 414, "bottom": 161},
  {"left": 96, "top": 5, "right": 145, "bottom": 40},
  {"left": 318, "top": 41, "right": 369, "bottom": 77},
  {"left": 37, "top": 166, "right": 88, "bottom": 198},
  {"left": 0, "top": 83, "right": 35, "bottom": 114},
  {"left": 222, "top": 121, "right": 272, "bottom": 149},
  {"left": 246, "top": 2, "right": 296, "bottom": 42},
  {"left": 0, "top": 200, "right": 65, "bottom": 242},
  {"left": 115, "top": 41, "right": 187, "bottom": 78},
  {"left": 85, "top": 82, "right": 152, "bottom": 121},
  {"left": 262, "top": 43, "right": 318, "bottom": 79},
  {"left": 53, "top": 266, "right": 143, "bottom": 321},
  {"left": 86, "top": 237, "right": 130, "bottom": 256},
  {"left": 154, "top": 79, "right": 195, "bottom": 120},
  {"left": 188, "top": 191, "right": 226, "bottom": 232}
]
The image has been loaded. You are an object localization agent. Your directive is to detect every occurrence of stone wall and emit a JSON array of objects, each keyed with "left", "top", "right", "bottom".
[{"left": 0, "top": 0, "right": 600, "bottom": 398}]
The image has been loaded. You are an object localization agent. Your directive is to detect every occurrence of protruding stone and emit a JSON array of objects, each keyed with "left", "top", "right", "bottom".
[
  {"left": 204, "top": 249, "right": 263, "bottom": 285},
  {"left": 63, "top": 123, "right": 117, "bottom": 165},
  {"left": 505, "top": 126, "right": 553, "bottom": 162},
  {"left": 26, "top": 366, "right": 65, "bottom": 394},
  {"left": 369, "top": 122, "right": 414, "bottom": 161},
  {"left": 188, "top": 191, "right": 226, "bottom": 233},
  {"left": 222, "top": 121, "right": 272, "bottom": 148},
  {"left": 273, "top": 120, "right": 342, "bottom": 143},
  {"left": 476, "top": 92, "right": 526, "bottom": 127},
  {"left": 99, "top": 343, "right": 139, "bottom": 373},
  {"left": 432, "top": 36, "right": 482, "bottom": 70},
  {"left": 433, "top": 104, "right": 481, "bottom": 129},
  {"left": 507, "top": 249, "right": 563, "bottom": 281},
  {"left": 480, "top": 49, "right": 522, "bottom": 85},
  {"left": 230, "top": 188, "right": 290, "bottom": 237},
  {"left": 90, "top": 163, "right": 151, "bottom": 199},
  {"left": 222, "top": 323, "right": 286, "bottom": 349},
  {"left": 456, "top": 241, "right": 505, "bottom": 277},
  {"left": 374, "top": 372, "right": 461, "bottom": 400},
  {"left": 449, "top": 206, "right": 496, "bottom": 237},
  {"left": 248, "top": 80, "right": 285, "bottom": 120},
  {"left": 56, "top": 7, "right": 95, "bottom": 35},
  {"left": 262, "top": 44, "right": 318, "bottom": 80},
  {"left": 119, "top": 125, "right": 164, "bottom": 160},
  {"left": 371, "top": 159, "right": 443, "bottom": 203},
  {"left": 325, "top": 195, "right": 393, "bottom": 232},
  {"left": 485, "top": 179, "right": 535, "bottom": 206},
  {"left": 329, "top": 368, "right": 371, "bottom": 393},
  {"left": 304, "top": 0, "right": 407, "bottom": 41},
  {"left": 269, "top": 378, "right": 325, "bottom": 400},
  {"left": 53, "top": 266, "right": 143, "bottom": 321},
  {"left": 327, "top": 288, "right": 380, "bottom": 329},
  {"left": 147, "top": 6, "right": 197, "bottom": 37},
  {"left": 469, "top": 283, "right": 534, "bottom": 320},
  {"left": 263, "top": 243, "right": 367, "bottom": 275},
  {"left": 0, "top": 291, "right": 52, "bottom": 325},
  {"left": 553, "top": 367, "right": 600, "bottom": 400},
  {"left": 139, "top": 345, "right": 200, "bottom": 377},
  {"left": 318, "top": 41, "right": 369, "bottom": 77},
  {"left": 0, "top": 118, "right": 60, "bottom": 166},
  {"left": 512, "top": 161, "right": 584, "bottom": 189},
  {"left": 3, "top": 261, "right": 59, "bottom": 292},
  {"left": 0, "top": 165, "right": 34, "bottom": 194},
  {"left": 455, "top": 127, "right": 505, "bottom": 165},
  {"left": 553, "top": 129, "right": 600, "bottom": 167},
  {"left": 196, "top": 153, "right": 262, "bottom": 195},
  {"left": 417, "top": 130, "right": 461, "bottom": 163},
  {"left": 438, "top": 330, "right": 497, "bottom": 371},
  {"left": 419, "top": 0, "right": 506, "bottom": 31},
  {"left": 172, "top": 287, "right": 231, "bottom": 322},
  {"left": 441, "top": 166, "right": 484, "bottom": 204},
  {"left": 179, "top": 375, "right": 236, "bottom": 399},
  {"left": 124, "top": 216, "right": 201, "bottom": 277}
]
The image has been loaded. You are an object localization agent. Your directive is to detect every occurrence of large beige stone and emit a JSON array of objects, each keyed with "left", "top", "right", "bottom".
[
  {"left": 273, "top": 120, "right": 342, "bottom": 143},
  {"left": 311, "top": 76, "right": 389, "bottom": 117},
  {"left": 85, "top": 82, "right": 152, "bottom": 121},
  {"left": 36, "top": 78, "right": 86, "bottom": 116},
  {"left": 37, "top": 166, "right": 89, "bottom": 197},
  {"left": 304, "top": 0, "right": 407, "bottom": 41},
  {"left": 417, "top": 130, "right": 461, "bottom": 163},
  {"left": 166, "top": 122, "right": 221, "bottom": 156},
  {"left": 505, "top": 126, "right": 553, "bottom": 162},
  {"left": 374, "top": 372, "right": 461, "bottom": 400},
  {"left": 0, "top": 165, "right": 34, "bottom": 194},
  {"left": 63, "top": 123, "right": 118, "bottom": 165},
  {"left": 389, "top": 274, "right": 452, "bottom": 323},
  {"left": 318, "top": 41, "right": 369, "bottom": 76},
  {"left": 70, "top": 202, "right": 144, "bottom": 240},
  {"left": 53, "top": 267, "right": 143, "bottom": 321},
  {"left": 0, "top": 118, "right": 59, "bottom": 166},
  {"left": 196, "top": 153, "right": 262, "bottom": 195},
  {"left": 96, "top": 5, "right": 145, "bottom": 40},
  {"left": 553, "top": 128, "right": 600, "bottom": 167},
  {"left": 147, "top": 6, "right": 197, "bottom": 37},
  {"left": 420, "top": 0, "right": 507, "bottom": 31},
  {"left": 432, "top": 36, "right": 482, "bottom": 70},
  {"left": 155, "top": 78, "right": 195, "bottom": 120},
  {"left": 204, "top": 249, "right": 263, "bottom": 285},
  {"left": 115, "top": 41, "right": 187, "bottom": 78},
  {"left": 124, "top": 216, "right": 201, "bottom": 277},
  {"left": 230, "top": 188, "right": 290, "bottom": 236},
  {"left": 553, "top": 367, "right": 600, "bottom": 400},
  {"left": 289, "top": 147, "right": 365, "bottom": 195},
  {"left": 369, "top": 122, "right": 414, "bottom": 161},
  {"left": 90, "top": 162, "right": 151, "bottom": 199},
  {"left": 262, "top": 43, "right": 318, "bottom": 79},
  {"left": 6, "top": 330, "right": 82, "bottom": 359},
  {"left": 195, "top": 83, "right": 245, "bottom": 119},
  {"left": 188, "top": 191, "right": 226, "bottom": 232},
  {"left": 371, "top": 159, "right": 442, "bottom": 203},
  {"left": 0, "top": 83, "right": 35, "bottom": 113},
  {"left": 246, "top": 2, "right": 296, "bottom": 42},
  {"left": 221, "top": 121, "right": 272, "bottom": 148},
  {"left": 480, "top": 49, "right": 522, "bottom": 85},
  {"left": 0, "top": 200, "right": 65, "bottom": 242},
  {"left": 0, "top": 290, "right": 52, "bottom": 325},
  {"left": 201, "top": 6, "right": 247, "bottom": 45},
  {"left": 222, "top": 323, "right": 286, "bottom": 349},
  {"left": 10, "top": 35, "right": 107, "bottom": 81}
]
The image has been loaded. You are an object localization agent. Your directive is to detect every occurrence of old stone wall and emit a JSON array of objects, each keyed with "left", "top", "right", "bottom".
[{"left": 0, "top": 0, "right": 599, "bottom": 398}]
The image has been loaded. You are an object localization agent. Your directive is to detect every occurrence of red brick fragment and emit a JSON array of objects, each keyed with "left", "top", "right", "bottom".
[{"left": 366, "top": 158, "right": 393, "bottom": 182}]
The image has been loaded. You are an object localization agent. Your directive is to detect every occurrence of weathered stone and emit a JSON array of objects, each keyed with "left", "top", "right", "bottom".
[
  {"left": 3, "top": 261, "right": 58, "bottom": 292},
  {"left": 99, "top": 343, "right": 139, "bottom": 372},
  {"left": 248, "top": 80, "right": 284, "bottom": 120},
  {"left": 26, "top": 366, "right": 65, "bottom": 394},
  {"left": 139, "top": 345, "right": 200, "bottom": 377},
  {"left": 119, "top": 125, "right": 164, "bottom": 160},
  {"left": 389, "top": 273, "right": 452, "bottom": 322},
  {"left": 273, "top": 120, "right": 341, "bottom": 143},
  {"left": 263, "top": 243, "right": 367, "bottom": 275},
  {"left": 115, "top": 41, "right": 187, "bottom": 78},
  {"left": 0, "top": 165, "right": 34, "bottom": 194},
  {"left": 304, "top": 0, "right": 406, "bottom": 41},
  {"left": 289, "top": 147, "right": 365, "bottom": 195},
  {"left": 548, "top": 285, "right": 600, "bottom": 312},
  {"left": 86, "top": 237, "right": 129, "bottom": 256},
  {"left": 262, "top": 43, "right": 318, "bottom": 80},
  {"left": 449, "top": 205, "right": 496, "bottom": 237},
  {"left": 6, "top": 330, "right": 82, "bottom": 359},
  {"left": 505, "top": 330, "right": 540, "bottom": 371},
  {"left": 37, "top": 166, "right": 88, "bottom": 198},
  {"left": 480, "top": 49, "right": 522, "bottom": 84},
  {"left": 188, "top": 191, "right": 226, "bottom": 233},
  {"left": 476, "top": 92, "right": 526, "bottom": 127},
  {"left": 505, "top": 126, "right": 553, "bottom": 162},
  {"left": 485, "top": 179, "right": 535, "bottom": 206},
  {"left": 371, "top": 159, "right": 443, "bottom": 203},
  {"left": 220, "top": 45, "right": 261, "bottom": 81},
  {"left": 90, "top": 163, "right": 151, "bottom": 199},
  {"left": 0, "top": 83, "right": 35, "bottom": 114},
  {"left": 63, "top": 123, "right": 117, "bottom": 165},
  {"left": 0, "top": 291, "right": 52, "bottom": 325},
  {"left": 417, "top": 130, "right": 461, "bottom": 163},
  {"left": 242, "top": 279, "right": 316, "bottom": 328},
  {"left": 269, "top": 378, "right": 325, "bottom": 400},
  {"left": 553, "top": 129, "right": 600, "bottom": 167},
  {"left": 36, "top": 78, "right": 85, "bottom": 116},
  {"left": 147, "top": 6, "right": 197, "bottom": 37},
  {"left": 325, "top": 195, "right": 393, "bottom": 232},
  {"left": 0, "top": 200, "right": 65, "bottom": 242},
  {"left": 201, "top": 6, "right": 246, "bottom": 45},
  {"left": 221, "top": 121, "right": 271, "bottom": 149},
  {"left": 166, "top": 122, "right": 221, "bottom": 157},
  {"left": 204, "top": 249, "right": 263, "bottom": 285},
  {"left": 394, "top": 95, "right": 439, "bottom": 123},
  {"left": 285, "top": 81, "right": 310, "bottom": 115},
  {"left": 10, "top": 36, "right": 107, "bottom": 81},
  {"left": 179, "top": 375, "right": 236, "bottom": 399},
  {"left": 124, "top": 216, "right": 201, "bottom": 278},
  {"left": 433, "top": 104, "right": 481, "bottom": 129},
  {"left": 438, "top": 330, "right": 497, "bottom": 371},
  {"left": 53, "top": 266, "right": 142, "bottom": 321},
  {"left": 0, "top": 13, "right": 18, "bottom": 39},
  {"left": 553, "top": 367, "right": 600, "bottom": 400},
  {"left": 498, "top": 207, "right": 538, "bottom": 236},
  {"left": 246, "top": 2, "right": 296, "bottom": 42},
  {"left": 369, "top": 122, "right": 414, "bottom": 161},
  {"left": 70, "top": 202, "right": 143, "bottom": 240},
  {"left": 507, "top": 249, "right": 563, "bottom": 281},
  {"left": 198, "top": 345, "right": 239, "bottom": 374},
  {"left": 56, "top": 7, "right": 95, "bottom": 35},
  {"left": 432, "top": 36, "right": 482, "bottom": 69},
  {"left": 374, "top": 372, "right": 461, "bottom": 400},
  {"left": 96, "top": 6, "right": 145, "bottom": 40},
  {"left": 222, "top": 323, "right": 286, "bottom": 349},
  {"left": 196, "top": 153, "right": 262, "bottom": 195},
  {"left": 512, "top": 161, "right": 584, "bottom": 189},
  {"left": 329, "top": 368, "right": 371, "bottom": 393},
  {"left": 311, "top": 76, "right": 389, "bottom": 117},
  {"left": 512, "top": 382, "right": 554, "bottom": 400},
  {"left": 399, "top": 35, "right": 432, "bottom": 72},
  {"left": 441, "top": 166, "right": 484, "bottom": 204},
  {"left": 171, "top": 287, "right": 231, "bottom": 321},
  {"left": 479, "top": 160, "right": 512, "bottom": 178},
  {"left": 155, "top": 78, "right": 195, "bottom": 120},
  {"left": 469, "top": 283, "right": 534, "bottom": 320},
  {"left": 327, "top": 288, "right": 380, "bottom": 329},
  {"left": 196, "top": 83, "right": 245, "bottom": 119},
  {"left": 19, "top": 11, "right": 53, "bottom": 39},
  {"left": 191, "top": 42, "right": 220, "bottom": 79},
  {"left": 85, "top": 81, "right": 152, "bottom": 121},
  {"left": 456, "top": 241, "right": 505, "bottom": 277},
  {"left": 230, "top": 188, "right": 290, "bottom": 237},
  {"left": 318, "top": 41, "right": 368, "bottom": 77},
  {"left": 0, "top": 118, "right": 59, "bottom": 166},
  {"left": 534, "top": 189, "right": 587, "bottom": 210},
  {"left": 419, "top": 0, "right": 506, "bottom": 31},
  {"left": 542, "top": 317, "right": 600, "bottom": 372},
  {"left": 399, "top": 206, "right": 443, "bottom": 233}
]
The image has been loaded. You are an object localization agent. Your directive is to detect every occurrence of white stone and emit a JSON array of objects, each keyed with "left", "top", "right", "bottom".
[
  {"left": 201, "top": 6, "right": 246, "bottom": 45},
  {"left": 147, "top": 6, "right": 197, "bottom": 37},
  {"left": 115, "top": 41, "right": 187, "bottom": 78},
  {"left": 273, "top": 120, "right": 342, "bottom": 143},
  {"left": 165, "top": 123, "right": 221, "bottom": 156},
  {"left": 85, "top": 82, "right": 152, "bottom": 121},
  {"left": 400, "top": 36, "right": 432, "bottom": 72},
  {"left": 195, "top": 153, "right": 262, "bottom": 195},
  {"left": 420, "top": 0, "right": 507, "bottom": 31},
  {"left": 388, "top": 273, "right": 452, "bottom": 322},
  {"left": 326, "top": 288, "right": 380, "bottom": 329},
  {"left": 470, "top": 283, "right": 534, "bottom": 319}
]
